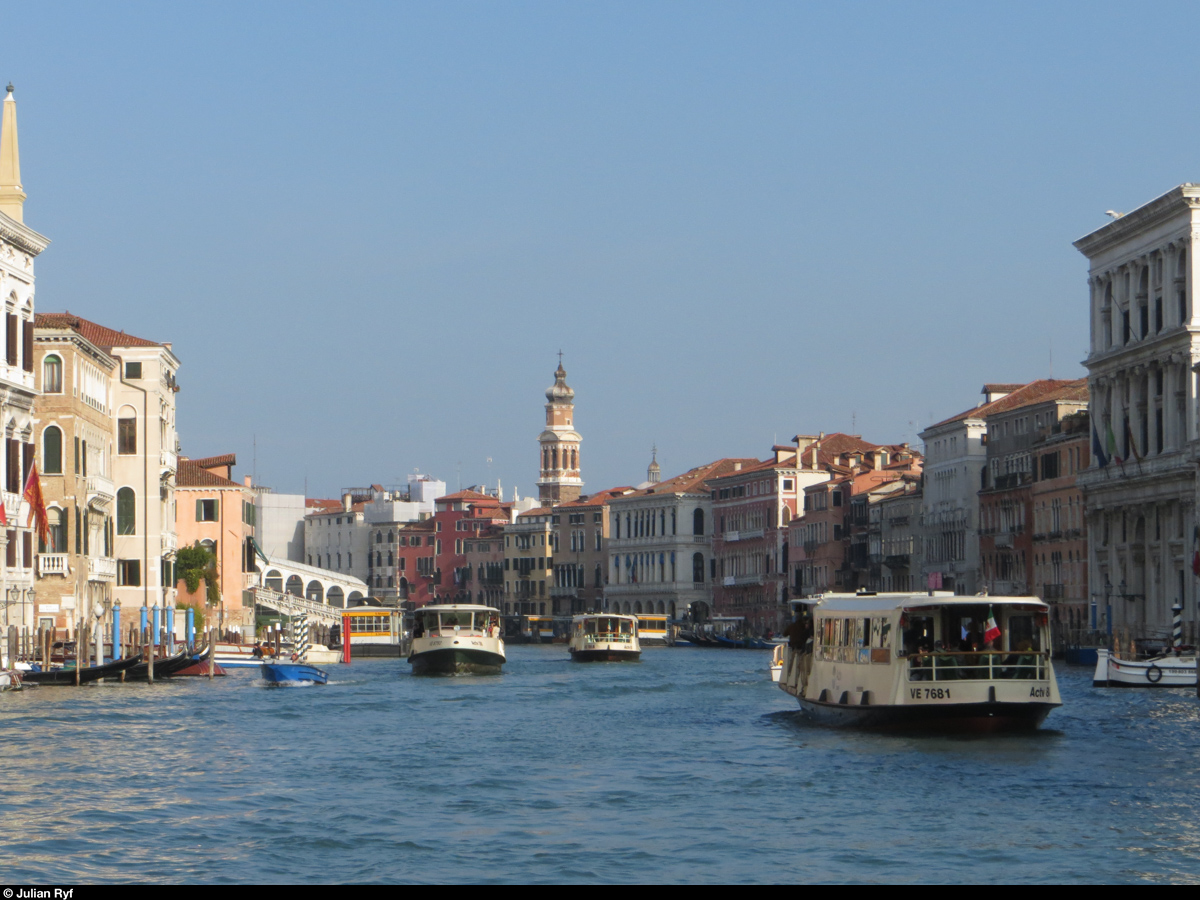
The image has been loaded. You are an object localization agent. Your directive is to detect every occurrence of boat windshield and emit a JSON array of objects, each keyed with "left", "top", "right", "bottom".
[{"left": 439, "top": 611, "right": 474, "bottom": 630}]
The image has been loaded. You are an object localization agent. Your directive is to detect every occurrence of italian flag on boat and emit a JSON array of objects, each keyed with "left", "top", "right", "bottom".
[{"left": 983, "top": 608, "right": 1001, "bottom": 644}]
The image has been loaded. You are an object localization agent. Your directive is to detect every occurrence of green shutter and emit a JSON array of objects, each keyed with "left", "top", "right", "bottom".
[{"left": 196, "top": 499, "right": 203, "bottom": 521}]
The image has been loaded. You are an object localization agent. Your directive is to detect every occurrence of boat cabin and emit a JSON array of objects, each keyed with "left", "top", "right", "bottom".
[
  {"left": 574, "top": 615, "right": 638, "bottom": 644},
  {"left": 413, "top": 606, "right": 500, "bottom": 639}
]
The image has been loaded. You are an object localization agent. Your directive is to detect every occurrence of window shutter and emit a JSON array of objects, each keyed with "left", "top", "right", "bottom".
[
  {"left": 7, "top": 438, "right": 18, "bottom": 494},
  {"left": 196, "top": 499, "right": 203, "bottom": 521},
  {"left": 22, "top": 442, "right": 32, "bottom": 486},
  {"left": 22, "top": 320, "right": 32, "bottom": 373},
  {"left": 214, "top": 498, "right": 219, "bottom": 520},
  {"left": 6, "top": 314, "right": 15, "bottom": 366}
]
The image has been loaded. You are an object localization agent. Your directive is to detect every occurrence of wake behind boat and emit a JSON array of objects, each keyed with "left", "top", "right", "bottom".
[{"left": 409, "top": 604, "right": 505, "bottom": 675}]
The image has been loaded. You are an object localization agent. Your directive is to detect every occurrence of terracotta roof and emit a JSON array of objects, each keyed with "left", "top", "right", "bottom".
[
  {"left": 437, "top": 489, "right": 495, "bottom": 503},
  {"left": 796, "top": 433, "right": 912, "bottom": 471},
  {"left": 176, "top": 458, "right": 241, "bottom": 489},
  {"left": 555, "top": 487, "right": 633, "bottom": 509},
  {"left": 34, "top": 312, "right": 164, "bottom": 352},
  {"left": 622, "top": 459, "right": 760, "bottom": 498},
  {"left": 927, "top": 379, "right": 1088, "bottom": 430},
  {"left": 983, "top": 383, "right": 1026, "bottom": 393},
  {"left": 189, "top": 453, "right": 236, "bottom": 470},
  {"left": 306, "top": 499, "right": 341, "bottom": 511}
]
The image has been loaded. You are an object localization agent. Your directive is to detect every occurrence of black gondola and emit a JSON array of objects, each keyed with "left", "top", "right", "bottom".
[
  {"left": 123, "top": 650, "right": 197, "bottom": 681},
  {"left": 21, "top": 655, "right": 142, "bottom": 686}
]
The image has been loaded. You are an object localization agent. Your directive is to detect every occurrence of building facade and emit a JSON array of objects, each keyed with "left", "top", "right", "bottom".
[
  {"left": 0, "top": 88, "right": 49, "bottom": 635},
  {"left": 174, "top": 454, "right": 257, "bottom": 634},
  {"left": 504, "top": 506, "right": 554, "bottom": 615},
  {"left": 1075, "top": 185, "right": 1200, "bottom": 640},
  {"left": 31, "top": 320, "right": 117, "bottom": 631}
]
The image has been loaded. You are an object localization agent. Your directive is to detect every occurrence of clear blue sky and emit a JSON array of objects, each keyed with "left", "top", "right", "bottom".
[{"left": 6, "top": 2, "right": 1197, "bottom": 496}]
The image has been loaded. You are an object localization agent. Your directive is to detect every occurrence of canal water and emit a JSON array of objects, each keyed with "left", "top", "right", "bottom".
[{"left": 3, "top": 646, "right": 1200, "bottom": 883}]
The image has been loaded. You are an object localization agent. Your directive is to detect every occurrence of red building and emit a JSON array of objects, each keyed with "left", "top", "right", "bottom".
[{"left": 389, "top": 490, "right": 512, "bottom": 607}]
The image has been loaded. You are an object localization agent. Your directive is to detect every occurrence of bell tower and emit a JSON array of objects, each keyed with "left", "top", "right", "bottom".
[{"left": 537, "top": 354, "right": 583, "bottom": 505}]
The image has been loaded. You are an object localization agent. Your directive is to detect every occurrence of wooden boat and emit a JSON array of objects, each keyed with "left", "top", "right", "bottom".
[
  {"left": 778, "top": 592, "right": 1061, "bottom": 732},
  {"left": 1092, "top": 648, "right": 1196, "bottom": 687},
  {"left": 568, "top": 614, "right": 641, "bottom": 662},
  {"left": 21, "top": 655, "right": 141, "bottom": 686},
  {"left": 410, "top": 604, "right": 505, "bottom": 675},
  {"left": 261, "top": 662, "right": 328, "bottom": 684},
  {"left": 770, "top": 643, "right": 784, "bottom": 682},
  {"left": 0, "top": 669, "right": 23, "bottom": 691},
  {"left": 123, "top": 650, "right": 199, "bottom": 681},
  {"left": 173, "top": 659, "right": 227, "bottom": 677}
]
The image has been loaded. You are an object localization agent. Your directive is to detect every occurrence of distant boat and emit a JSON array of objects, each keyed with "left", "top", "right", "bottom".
[
  {"left": 124, "top": 650, "right": 198, "bottom": 681},
  {"left": 1092, "top": 649, "right": 1196, "bottom": 687},
  {"left": 568, "top": 614, "right": 641, "bottom": 662}
]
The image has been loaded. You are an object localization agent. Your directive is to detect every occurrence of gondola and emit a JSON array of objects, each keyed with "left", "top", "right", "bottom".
[
  {"left": 21, "top": 655, "right": 141, "bottom": 686},
  {"left": 123, "top": 650, "right": 198, "bottom": 681}
]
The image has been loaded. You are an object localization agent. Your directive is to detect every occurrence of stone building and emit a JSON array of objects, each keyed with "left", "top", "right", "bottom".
[
  {"left": 607, "top": 457, "right": 756, "bottom": 621},
  {"left": 1029, "top": 410, "right": 1091, "bottom": 645},
  {"left": 174, "top": 454, "right": 258, "bottom": 634},
  {"left": 33, "top": 313, "right": 179, "bottom": 628},
  {"left": 978, "top": 380, "right": 1089, "bottom": 597},
  {"left": 877, "top": 482, "right": 922, "bottom": 592},
  {"left": 0, "top": 87, "right": 49, "bottom": 634},
  {"left": 1075, "top": 184, "right": 1200, "bottom": 641},
  {"left": 31, "top": 318, "right": 117, "bottom": 631},
  {"left": 550, "top": 488, "right": 626, "bottom": 615},
  {"left": 504, "top": 506, "right": 554, "bottom": 615}
]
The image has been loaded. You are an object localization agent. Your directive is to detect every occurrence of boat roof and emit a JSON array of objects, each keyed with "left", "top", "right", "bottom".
[
  {"left": 572, "top": 613, "right": 638, "bottom": 622},
  {"left": 800, "top": 592, "right": 1049, "bottom": 614},
  {"left": 419, "top": 604, "right": 500, "bottom": 613}
]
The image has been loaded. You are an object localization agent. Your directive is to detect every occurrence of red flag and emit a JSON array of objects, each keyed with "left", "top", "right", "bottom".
[
  {"left": 22, "top": 463, "right": 47, "bottom": 544},
  {"left": 0, "top": 500, "right": 8, "bottom": 527},
  {"left": 1192, "top": 551, "right": 1200, "bottom": 577}
]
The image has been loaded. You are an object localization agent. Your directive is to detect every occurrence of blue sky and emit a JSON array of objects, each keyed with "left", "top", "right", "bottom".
[{"left": 6, "top": 2, "right": 1198, "bottom": 496}]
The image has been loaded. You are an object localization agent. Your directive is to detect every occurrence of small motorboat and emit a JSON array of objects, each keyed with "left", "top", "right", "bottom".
[
  {"left": 261, "top": 614, "right": 328, "bottom": 684},
  {"left": 304, "top": 643, "right": 342, "bottom": 665},
  {"left": 261, "top": 662, "right": 328, "bottom": 685},
  {"left": 0, "top": 669, "right": 23, "bottom": 691},
  {"left": 1092, "top": 648, "right": 1196, "bottom": 687}
]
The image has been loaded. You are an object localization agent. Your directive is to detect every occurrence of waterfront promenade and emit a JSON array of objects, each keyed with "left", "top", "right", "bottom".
[{"left": 2, "top": 649, "right": 1199, "bottom": 883}]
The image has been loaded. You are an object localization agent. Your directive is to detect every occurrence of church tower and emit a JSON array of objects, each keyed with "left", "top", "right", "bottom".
[{"left": 537, "top": 357, "right": 583, "bottom": 505}]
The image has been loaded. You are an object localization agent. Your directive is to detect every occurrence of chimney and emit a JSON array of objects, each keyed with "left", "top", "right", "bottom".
[
  {"left": 733, "top": 462, "right": 742, "bottom": 471},
  {"left": 244, "top": 475, "right": 252, "bottom": 487},
  {"left": 342, "top": 492, "right": 352, "bottom": 512},
  {"left": 793, "top": 434, "right": 820, "bottom": 469}
]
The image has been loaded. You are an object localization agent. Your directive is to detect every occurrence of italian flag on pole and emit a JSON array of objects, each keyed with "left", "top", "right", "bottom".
[{"left": 983, "top": 607, "right": 1001, "bottom": 644}]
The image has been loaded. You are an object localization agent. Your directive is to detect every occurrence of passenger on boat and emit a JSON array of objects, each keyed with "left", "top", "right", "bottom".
[
  {"left": 251, "top": 643, "right": 264, "bottom": 660},
  {"left": 785, "top": 614, "right": 811, "bottom": 650},
  {"left": 932, "top": 640, "right": 959, "bottom": 680}
]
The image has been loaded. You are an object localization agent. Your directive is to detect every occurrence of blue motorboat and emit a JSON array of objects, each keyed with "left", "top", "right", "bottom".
[{"left": 260, "top": 662, "right": 328, "bottom": 685}]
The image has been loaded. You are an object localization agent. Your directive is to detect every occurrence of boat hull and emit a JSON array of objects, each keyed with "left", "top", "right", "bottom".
[
  {"left": 796, "top": 696, "right": 1057, "bottom": 732},
  {"left": 260, "top": 663, "right": 328, "bottom": 684},
  {"left": 1092, "top": 649, "right": 1196, "bottom": 687},
  {"left": 569, "top": 648, "right": 641, "bottom": 662},
  {"left": 409, "top": 647, "right": 505, "bottom": 675}
]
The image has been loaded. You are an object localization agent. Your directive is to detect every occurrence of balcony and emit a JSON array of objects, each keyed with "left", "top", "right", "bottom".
[
  {"left": 162, "top": 531, "right": 178, "bottom": 553},
  {"left": 160, "top": 449, "right": 177, "bottom": 473},
  {"left": 86, "top": 475, "right": 115, "bottom": 507},
  {"left": 37, "top": 554, "right": 69, "bottom": 577},
  {"left": 88, "top": 556, "right": 117, "bottom": 581},
  {"left": 1042, "top": 583, "right": 1065, "bottom": 600},
  {"left": 994, "top": 533, "right": 1015, "bottom": 549},
  {"left": 727, "top": 573, "right": 765, "bottom": 586}
]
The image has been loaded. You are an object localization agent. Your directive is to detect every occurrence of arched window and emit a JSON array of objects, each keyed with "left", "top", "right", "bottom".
[
  {"left": 117, "top": 487, "right": 136, "bottom": 535},
  {"left": 286, "top": 575, "right": 303, "bottom": 596},
  {"left": 42, "top": 355, "right": 62, "bottom": 393},
  {"left": 42, "top": 507, "right": 65, "bottom": 552},
  {"left": 693, "top": 552, "right": 705, "bottom": 583},
  {"left": 693, "top": 508, "right": 705, "bottom": 535},
  {"left": 117, "top": 408, "right": 137, "bottom": 455},
  {"left": 571, "top": 449, "right": 577, "bottom": 470},
  {"left": 42, "top": 425, "right": 62, "bottom": 474}
]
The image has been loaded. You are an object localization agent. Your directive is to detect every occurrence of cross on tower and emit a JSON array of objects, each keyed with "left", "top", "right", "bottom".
[{"left": 558, "top": 349, "right": 563, "bottom": 365}]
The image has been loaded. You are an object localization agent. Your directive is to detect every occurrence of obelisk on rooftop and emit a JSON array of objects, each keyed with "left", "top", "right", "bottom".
[{"left": 0, "top": 83, "right": 26, "bottom": 223}]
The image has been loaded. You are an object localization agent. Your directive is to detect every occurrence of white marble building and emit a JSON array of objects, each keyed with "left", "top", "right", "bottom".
[{"left": 1075, "top": 185, "right": 1200, "bottom": 641}]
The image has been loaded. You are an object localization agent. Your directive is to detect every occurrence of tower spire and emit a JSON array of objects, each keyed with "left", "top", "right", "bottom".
[{"left": 0, "top": 83, "right": 25, "bottom": 223}]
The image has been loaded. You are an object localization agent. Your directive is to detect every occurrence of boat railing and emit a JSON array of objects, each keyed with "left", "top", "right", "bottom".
[
  {"left": 907, "top": 651, "right": 1048, "bottom": 682},
  {"left": 584, "top": 632, "right": 634, "bottom": 645}
]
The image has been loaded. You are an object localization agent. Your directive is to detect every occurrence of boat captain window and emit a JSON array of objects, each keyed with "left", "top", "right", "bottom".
[{"left": 1007, "top": 614, "right": 1040, "bottom": 652}]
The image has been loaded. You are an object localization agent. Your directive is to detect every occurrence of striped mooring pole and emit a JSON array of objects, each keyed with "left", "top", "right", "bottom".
[
  {"left": 1172, "top": 602, "right": 1183, "bottom": 654},
  {"left": 295, "top": 614, "right": 310, "bottom": 664}
]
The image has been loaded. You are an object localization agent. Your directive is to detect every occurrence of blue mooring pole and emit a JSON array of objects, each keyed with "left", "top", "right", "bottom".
[
  {"left": 140, "top": 605, "right": 148, "bottom": 633},
  {"left": 186, "top": 607, "right": 195, "bottom": 651},
  {"left": 112, "top": 603, "right": 121, "bottom": 660},
  {"left": 152, "top": 605, "right": 161, "bottom": 651},
  {"left": 165, "top": 606, "right": 175, "bottom": 654}
]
